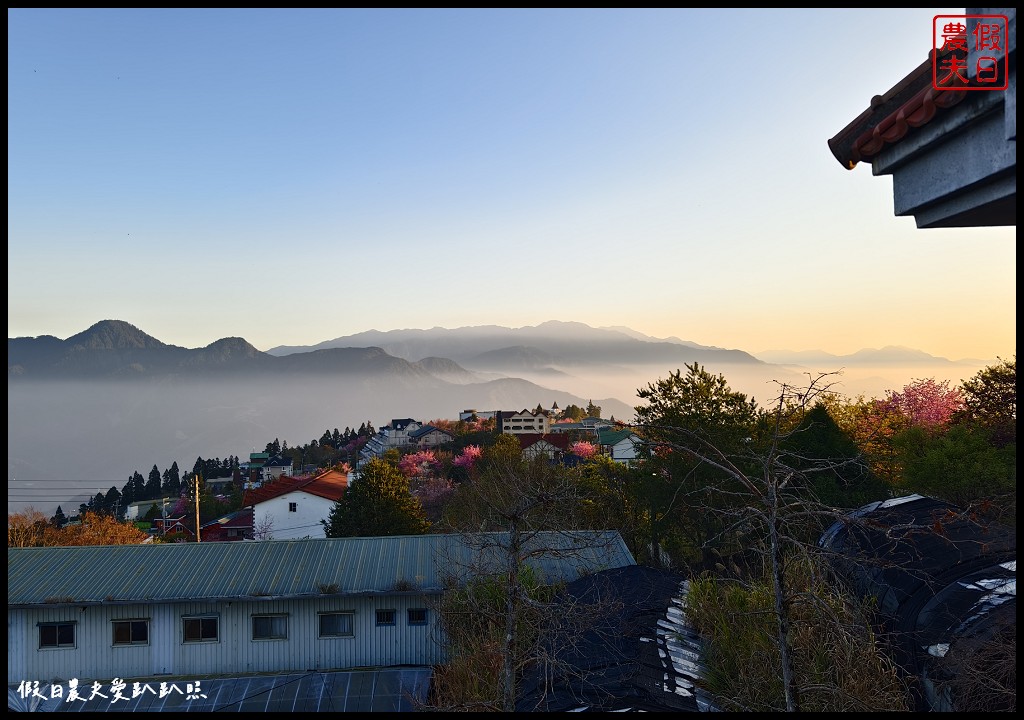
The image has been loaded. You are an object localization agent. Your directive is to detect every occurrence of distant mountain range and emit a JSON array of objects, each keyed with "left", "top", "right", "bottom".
[
  {"left": 7, "top": 319, "right": 644, "bottom": 429},
  {"left": 8, "top": 319, "right": 995, "bottom": 517},
  {"left": 265, "top": 320, "right": 764, "bottom": 371},
  {"left": 9, "top": 318, "right": 983, "bottom": 382},
  {"left": 8, "top": 320, "right": 451, "bottom": 380},
  {"left": 753, "top": 346, "right": 986, "bottom": 368}
]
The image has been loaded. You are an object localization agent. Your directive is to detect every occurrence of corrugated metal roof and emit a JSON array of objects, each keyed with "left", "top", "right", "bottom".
[{"left": 8, "top": 531, "right": 634, "bottom": 607}]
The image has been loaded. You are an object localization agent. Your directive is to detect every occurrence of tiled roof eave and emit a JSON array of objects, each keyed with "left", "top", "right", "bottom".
[
  {"left": 846, "top": 85, "right": 967, "bottom": 167},
  {"left": 828, "top": 49, "right": 968, "bottom": 169}
]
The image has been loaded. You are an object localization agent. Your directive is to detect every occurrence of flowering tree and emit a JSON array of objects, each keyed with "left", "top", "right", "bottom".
[
  {"left": 568, "top": 441, "right": 597, "bottom": 459},
  {"left": 170, "top": 496, "right": 189, "bottom": 516},
  {"left": 399, "top": 450, "right": 441, "bottom": 478},
  {"left": 889, "top": 370, "right": 1015, "bottom": 512},
  {"left": 453, "top": 445, "right": 483, "bottom": 469},
  {"left": 413, "top": 476, "right": 456, "bottom": 523},
  {"left": 884, "top": 378, "right": 964, "bottom": 430},
  {"left": 341, "top": 436, "right": 368, "bottom": 455}
]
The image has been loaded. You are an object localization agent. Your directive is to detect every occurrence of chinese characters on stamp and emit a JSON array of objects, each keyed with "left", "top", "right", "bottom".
[{"left": 933, "top": 14, "right": 1009, "bottom": 91}]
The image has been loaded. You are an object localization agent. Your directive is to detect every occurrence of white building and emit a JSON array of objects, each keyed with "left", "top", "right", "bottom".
[
  {"left": 358, "top": 419, "right": 423, "bottom": 464},
  {"left": 496, "top": 409, "right": 551, "bottom": 435},
  {"left": 8, "top": 532, "right": 635, "bottom": 686},
  {"left": 243, "top": 469, "right": 348, "bottom": 540},
  {"left": 596, "top": 429, "right": 644, "bottom": 466}
]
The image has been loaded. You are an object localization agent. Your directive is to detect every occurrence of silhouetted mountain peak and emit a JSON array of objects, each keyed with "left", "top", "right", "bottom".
[
  {"left": 201, "top": 337, "right": 261, "bottom": 356},
  {"left": 65, "top": 320, "right": 168, "bottom": 350}
]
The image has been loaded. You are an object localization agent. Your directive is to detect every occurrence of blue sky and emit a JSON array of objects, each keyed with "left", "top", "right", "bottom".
[{"left": 7, "top": 8, "right": 1015, "bottom": 361}]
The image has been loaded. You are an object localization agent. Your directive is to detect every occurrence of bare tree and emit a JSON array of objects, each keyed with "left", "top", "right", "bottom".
[
  {"left": 632, "top": 371, "right": 912, "bottom": 712},
  {"left": 252, "top": 512, "right": 275, "bottom": 541},
  {"left": 429, "top": 435, "right": 629, "bottom": 712}
]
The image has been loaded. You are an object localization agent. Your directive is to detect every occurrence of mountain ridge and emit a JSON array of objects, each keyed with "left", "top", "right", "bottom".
[
  {"left": 9, "top": 319, "right": 984, "bottom": 380},
  {"left": 753, "top": 344, "right": 987, "bottom": 367},
  {"left": 8, "top": 319, "right": 999, "bottom": 519},
  {"left": 263, "top": 321, "right": 764, "bottom": 370},
  {"left": 9, "top": 320, "right": 460, "bottom": 381}
]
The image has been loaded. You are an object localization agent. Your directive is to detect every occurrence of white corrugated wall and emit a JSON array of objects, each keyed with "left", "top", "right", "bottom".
[{"left": 10, "top": 593, "right": 447, "bottom": 685}]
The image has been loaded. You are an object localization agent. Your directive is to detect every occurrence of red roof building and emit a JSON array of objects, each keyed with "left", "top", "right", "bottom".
[{"left": 243, "top": 468, "right": 349, "bottom": 540}]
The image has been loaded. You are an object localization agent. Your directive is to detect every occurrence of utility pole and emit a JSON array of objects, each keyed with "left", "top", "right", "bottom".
[{"left": 195, "top": 474, "right": 201, "bottom": 543}]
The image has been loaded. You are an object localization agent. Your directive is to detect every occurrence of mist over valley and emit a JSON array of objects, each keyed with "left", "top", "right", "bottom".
[{"left": 8, "top": 320, "right": 993, "bottom": 516}]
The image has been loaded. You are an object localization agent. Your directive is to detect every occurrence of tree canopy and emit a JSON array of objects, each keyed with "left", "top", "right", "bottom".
[
  {"left": 954, "top": 356, "right": 1016, "bottom": 446},
  {"left": 631, "top": 363, "right": 762, "bottom": 568},
  {"left": 8, "top": 509, "right": 148, "bottom": 547},
  {"left": 321, "top": 458, "right": 429, "bottom": 538}
]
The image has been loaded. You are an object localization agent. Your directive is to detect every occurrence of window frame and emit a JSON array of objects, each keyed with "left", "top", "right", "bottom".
[
  {"left": 251, "top": 613, "right": 288, "bottom": 641},
  {"left": 407, "top": 608, "right": 428, "bottom": 626},
  {"left": 318, "top": 611, "right": 355, "bottom": 638},
  {"left": 182, "top": 615, "right": 220, "bottom": 644},
  {"left": 112, "top": 618, "right": 150, "bottom": 647},
  {"left": 375, "top": 609, "right": 396, "bottom": 627},
  {"left": 288, "top": 502, "right": 297, "bottom": 512},
  {"left": 38, "top": 621, "right": 76, "bottom": 650}
]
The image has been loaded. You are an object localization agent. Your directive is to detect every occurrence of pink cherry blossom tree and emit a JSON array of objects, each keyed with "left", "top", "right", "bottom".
[
  {"left": 399, "top": 450, "right": 441, "bottom": 478},
  {"left": 452, "top": 444, "right": 483, "bottom": 469},
  {"left": 569, "top": 440, "right": 598, "bottom": 459},
  {"left": 884, "top": 377, "right": 964, "bottom": 430}
]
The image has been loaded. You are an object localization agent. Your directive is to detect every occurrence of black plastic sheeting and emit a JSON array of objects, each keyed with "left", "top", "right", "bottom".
[
  {"left": 515, "top": 564, "right": 714, "bottom": 712},
  {"left": 819, "top": 494, "right": 1016, "bottom": 711}
]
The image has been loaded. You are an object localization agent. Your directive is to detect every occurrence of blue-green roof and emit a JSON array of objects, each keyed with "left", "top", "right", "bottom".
[
  {"left": 8, "top": 532, "right": 634, "bottom": 607},
  {"left": 596, "top": 429, "right": 639, "bottom": 446}
]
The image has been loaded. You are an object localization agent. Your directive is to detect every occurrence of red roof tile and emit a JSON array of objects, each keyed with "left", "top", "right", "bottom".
[
  {"left": 829, "top": 49, "right": 967, "bottom": 169},
  {"left": 242, "top": 468, "right": 348, "bottom": 506}
]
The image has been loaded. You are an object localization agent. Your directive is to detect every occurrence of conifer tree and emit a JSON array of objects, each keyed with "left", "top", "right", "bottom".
[{"left": 322, "top": 458, "right": 429, "bottom": 537}]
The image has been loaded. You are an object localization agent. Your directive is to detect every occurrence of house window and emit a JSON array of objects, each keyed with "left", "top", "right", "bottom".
[
  {"left": 319, "top": 612, "right": 354, "bottom": 638},
  {"left": 375, "top": 609, "right": 396, "bottom": 626},
  {"left": 39, "top": 622, "right": 75, "bottom": 649},
  {"left": 252, "top": 614, "right": 288, "bottom": 640},
  {"left": 288, "top": 502, "right": 297, "bottom": 512},
  {"left": 407, "top": 608, "right": 428, "bottom": 626},
  {"left": 112, "top": 619, "right": 149, "bottom": 646},
  {"left": 182, "top": 616, "right": 219, "bottom": 643}
]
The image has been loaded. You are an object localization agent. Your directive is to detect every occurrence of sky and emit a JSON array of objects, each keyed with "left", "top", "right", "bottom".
[{"left": 7, "top": 8, "right": 1016, "bottom": 363}]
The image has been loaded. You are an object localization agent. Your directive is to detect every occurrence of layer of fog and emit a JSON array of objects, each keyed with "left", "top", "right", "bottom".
[
  {"left": 7, "top": 374, "right": 633, "bottom": 517},
  {"left": 7, "top": 359, "right": 987, "bottom": 518}
]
